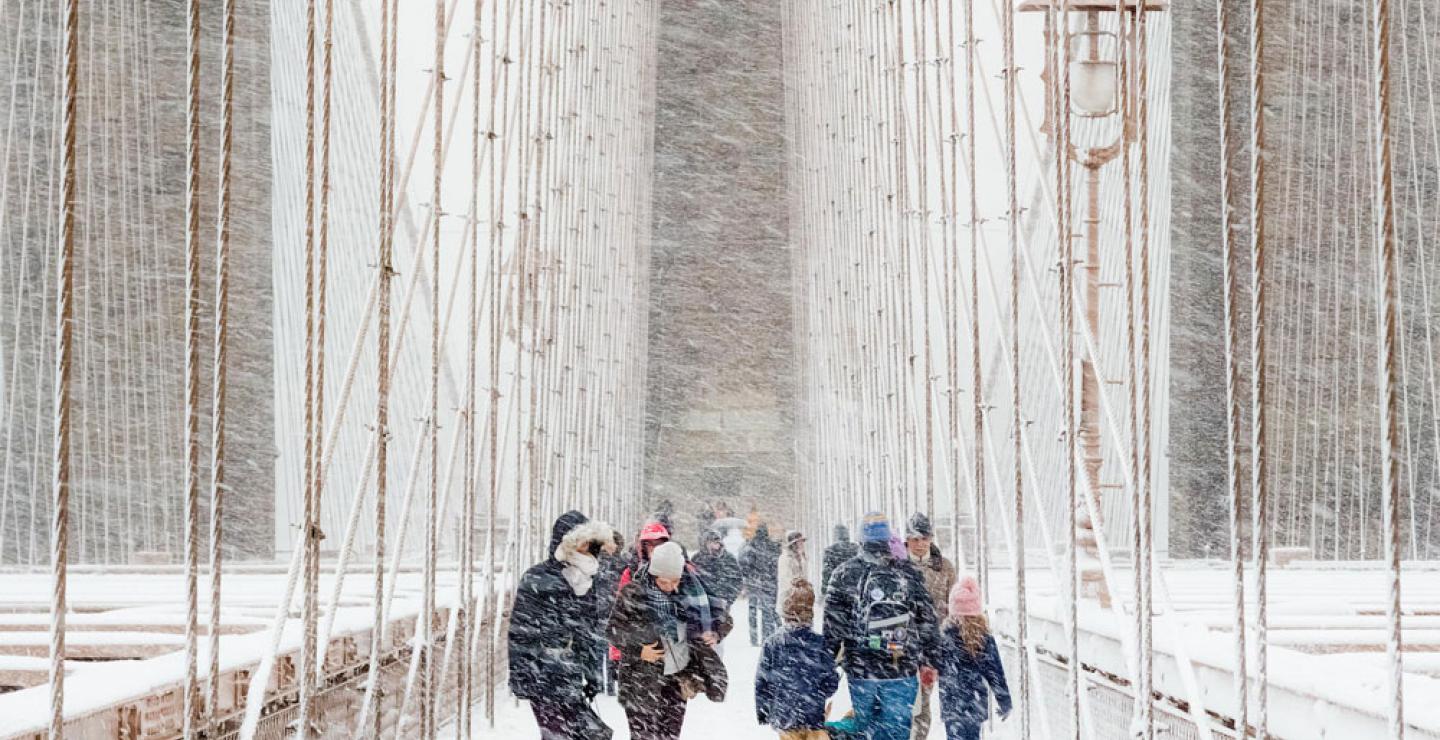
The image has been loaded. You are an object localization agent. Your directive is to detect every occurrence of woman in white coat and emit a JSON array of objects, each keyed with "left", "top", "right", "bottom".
[{"left": 775, "top": 530, "right": 809, "bottom": 612}]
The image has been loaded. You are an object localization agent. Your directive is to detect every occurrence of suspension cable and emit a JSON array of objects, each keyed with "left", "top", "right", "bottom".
[
  {"left": 1248, "top": 0, "right": 1270, "bottom": 730},
  {"left": 1002, "top": 0, "right": 1029, "bottom": 732},
  {"left": 1372, "top": 0, "right": 1405, "bottom": 733},
  {"left": 1214, "top": 0, "right": 1248, "bottom": 731},
  {"left": 180, "top": 0, "right": 203, "bottom": 734},
  {"left": 49, "top": 0, "right": 79, "bottom": 734},
  {"left": 206, "top": 0, "right": 237, "bottom": 730}
]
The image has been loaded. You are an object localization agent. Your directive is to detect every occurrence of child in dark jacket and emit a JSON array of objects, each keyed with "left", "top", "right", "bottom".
[
  {"left": 935, "top": 577, "right": 1012, "bottom": 740},
  {"left": 755, "top": 578, "right": 840, "bottom": 739}
]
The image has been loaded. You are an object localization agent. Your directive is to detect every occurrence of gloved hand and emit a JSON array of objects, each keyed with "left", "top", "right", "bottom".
[{"left": 919, "top": 666, "right": 938, "bottom": 688}]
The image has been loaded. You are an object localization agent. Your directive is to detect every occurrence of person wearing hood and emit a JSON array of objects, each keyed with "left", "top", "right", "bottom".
[
  {"left": 934, "top": 577, "right": 1011, "bottom": 740},
  {"left": 692, "top": 528, "right": 742, "bottom": 608},
  {"left": 822, "top": 523, "right": 861, "bottom": 595},
  {"left": 739, "top": 523, "right": 782, "bottom": 645},
  {"left": 905, "top": 513, "right": 958, "bottom": 739},
  {"left": 608, "top": 542, "right": 728, "bottom": 740},
  {"left": 508, "top": 511, "right": 617, "bottom": 739},
  {"left": 824, "top": 512, "right": 939, "bottom": 740},
  {"left": 775, "top": 530, "right": 809, "bottom": 611}
]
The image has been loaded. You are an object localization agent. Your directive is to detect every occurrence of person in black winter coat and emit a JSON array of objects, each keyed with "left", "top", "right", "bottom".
[
  {"left": 691, "top": 528, "right": 742, "bottom": 607},
  {"left": 824, "top": 512, "right": 939, "bottom": 740},
  {"left": 755, "top": 579, "right": 840, "bottom": 736},
  {"left": 821, "top": 523, "right": 861, "bottom": 595},
  {"left": 739, "top": 524, "right": 782, "bottom": 645},
  {"left": 936, "top": 577, "right": 1011, "bottom": 740},
  {"left": 595, "top": 529, "right": 627, "bottom": 696},
  {"left": 508, "top": 511, "right": 617, "bottom": 740},
  {"left": 607, "top": 542, "right": 726, "bottom": 740}
]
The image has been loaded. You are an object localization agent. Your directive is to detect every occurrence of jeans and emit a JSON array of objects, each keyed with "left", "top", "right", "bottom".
[
  {"left": 910, "top": 681, "right": 933, "bottom": 738},
  {"left": 941, "top": 721, "right": 981, "bottom": 740},
  {"left": 748, "top": 596, "right": 778, "bottom": 645},
  {"left": 848, "top": 676, "right": 919, "bottom": 740}
]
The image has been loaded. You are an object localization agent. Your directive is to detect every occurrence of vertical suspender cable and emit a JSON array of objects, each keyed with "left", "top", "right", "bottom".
[
  {"left": 367, "top": 0, "right": 395, "bottom": 735},
  {"left": 1136, "top": 7, "right": 1156, "bottom": 738},
  {"left": 49, "top": 0, "right": 79, "bottom": 735},
  {"left": 966, "top": 0, "right": 986, "bottom": 592},
  {"left": 485, "top": 0, "right": 507, "bottom": 724},
  {"left": 917, "top": 0, "right": 935, "bottom": 523},
  {"left": 423, "top": 2, "right": 446, "bottom": 736},
  {"left": 1215, "top": 0, "right": 1248, "bottom": 732},
  {"left": 365, "top": 0, "right": 398, "bottom": 735},
  {"left": 1055, "top": 2, "right": 1081, "bottom": 735},
  {"left": 298, "top": 0, "right": 319, "bottom": 732},
  {"left": 1372, "top": 0, "right": 1404, "bottom": 733},
  {"left": 1003, "top": 0, "right": 1029, "bottom": 733},
  {"left": 1117, "top": 0, "right": 1142, "bottom": 725},
  {"left": 1247, "top": 0, "right": 1270, "bottom": 730},
  {"left": 181, "top": 0, "right": 203, "bottom": 734},
  {"left": 311, "top": 0, "right": 335, "bottom": 690},
  {"left": 458, "top": 0, "right": 485, "bottom": 735},
  {"left": 207, "top": 0, "right": 237, "bottom": 730}
]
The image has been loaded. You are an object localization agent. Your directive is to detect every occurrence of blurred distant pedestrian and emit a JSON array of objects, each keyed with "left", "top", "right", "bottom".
[
  {"left": 739, "top": 524, "right": 781, "bottom": 645},
  {"left": 822, "top": 524, "right": 860, "bottom": 596},
  {"left": 906, "top": 514, "right": 957, "bottom": 739}
]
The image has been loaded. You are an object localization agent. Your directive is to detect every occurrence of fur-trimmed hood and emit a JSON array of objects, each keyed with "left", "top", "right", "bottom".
[{"left": 554, "top": 520, "right": 617, "bottom": 565}]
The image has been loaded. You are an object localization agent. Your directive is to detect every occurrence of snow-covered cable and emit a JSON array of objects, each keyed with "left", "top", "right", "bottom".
[
  {"left": 48, "top": 0, "right": 79, "bottom": 734},
  {"left": 1372, "top": 0, "right": 1405, "bottom": 734},
  {"left": 180, "top": 0, "right": 203, "bottom": 734},
  {"left": 1247, "top": 0, "right": 1270, "bottom": 731},
  {"left": 206, "top": 0, "right": 236, "bottom": 730},
  {"left": 1214, "top": 0, "right": 1248, "bottom": 731}
]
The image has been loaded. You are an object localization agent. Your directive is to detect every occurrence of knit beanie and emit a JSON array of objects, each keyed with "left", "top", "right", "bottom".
[
  {"left": 949, "top": 575, "right": 983, "bottom": 617},
  {"left": 782, "top": 578, "right": 816, "bottom": 624},
  {"left": 906, "top": 512, "right": 934, "bottom": 539},
  {"left": 650, "top": 541, "right": 686, "bottom": 579},
  {"left": 860, "top": 512, "right": 891, "bottom": 544}
]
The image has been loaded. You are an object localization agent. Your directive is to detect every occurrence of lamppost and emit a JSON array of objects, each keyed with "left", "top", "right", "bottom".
[{"left": 1020, "top": 0, "right": 1165, "bottom": 607}]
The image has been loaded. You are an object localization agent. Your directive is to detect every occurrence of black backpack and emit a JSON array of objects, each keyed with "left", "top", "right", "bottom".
[{"left": 853, "top": 563, "right": 918, "bottom": 659}]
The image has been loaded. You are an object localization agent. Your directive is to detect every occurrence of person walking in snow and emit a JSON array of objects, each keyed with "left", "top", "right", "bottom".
[
  {"left": 739, "top": 523, "right": 782, "bottom": 645},
  {"left": 596, "top": 528, "right": 628, "bottom": 696},
  {"left": 823, "top": 512, "right": 940, "bottom": 740},
  {"left": 692, "top": 528, "right": 742, "bottom": 607},
  {"left": 755, "top": 578, "right": 840, "bottom": 740},
  {"left": 934, "top": 577, "right": 1011, "bottom": 740},
  {"left": 822, "top": 524, "right": 860, "bottom": 595},
  {"left": 507, "top": 511, "right": 617, "bottom": 739},
  {"left": 608, "top": 520, "right": 674, "bottom": 675},
  {"left": 906, "top": 514, "right": 958, "bottom": 739},
  {"left": 776, "top": 529, "right": 809, "bottom": 609},
  {"left": 608, "top": 541, "right": 729, "bottom": 740}
]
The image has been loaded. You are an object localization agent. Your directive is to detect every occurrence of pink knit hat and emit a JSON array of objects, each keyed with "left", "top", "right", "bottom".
[{"left": 949, "top": 576, "right": 983, "bottom": 617}]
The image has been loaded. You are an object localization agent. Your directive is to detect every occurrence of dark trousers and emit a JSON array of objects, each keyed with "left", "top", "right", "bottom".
[
  {"left": 530, "top": 697, "right": 612, "bottom": 740},
  {"left": 620, "top": 681, "right": 687, "bottom": 740},
  {"left": 942, "top": 721, "right": 981, "bottom": 740},
  {"left": 748, "top": 596, "right": 778, "bottom": 645}
]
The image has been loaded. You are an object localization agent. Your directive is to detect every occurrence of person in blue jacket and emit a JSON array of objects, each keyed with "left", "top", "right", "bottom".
[
  {"left": 934, "top": 576, "right": 1012, "bottom": 740},
  {"left": 755, "top": 578, "right": 840, "bottom": 739}
]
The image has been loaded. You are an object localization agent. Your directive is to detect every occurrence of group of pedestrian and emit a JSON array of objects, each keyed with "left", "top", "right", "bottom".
[{"left": 509, "top": 508, "right": 1010, "bottom": 740}]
